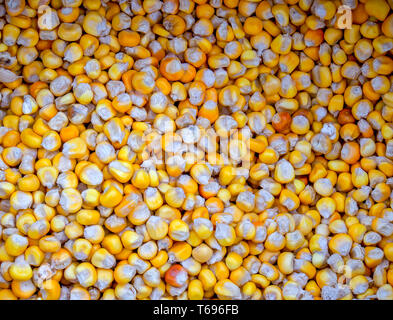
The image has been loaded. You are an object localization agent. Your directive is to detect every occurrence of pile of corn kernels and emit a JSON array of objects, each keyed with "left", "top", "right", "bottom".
[{"left": 0, "top": 0, "right": 392, "bottom": 300}]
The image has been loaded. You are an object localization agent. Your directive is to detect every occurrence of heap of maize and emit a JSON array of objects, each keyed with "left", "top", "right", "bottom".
[{"left": 0, "top": 0, "right": 392, "bottom": 300}]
